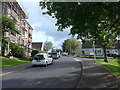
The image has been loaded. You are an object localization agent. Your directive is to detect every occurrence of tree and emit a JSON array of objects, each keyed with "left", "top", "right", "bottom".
[
  {"left": 2, "top": 15, "right": 20, "bottom": 56},
  {"left": 40, "top": 2, "right": 120, "bottom": 62},
  {"left": 43, "top": 41, "right": 53, "bottom": 51},
  {"left": 62, "top": 37, "right": 81, "bottom": 54},
  {"left": 10, "top": 43, "right": 26, "bottom": 58},
  {"left": 31, "top": 49, "right": 46, "bottom": 57}
]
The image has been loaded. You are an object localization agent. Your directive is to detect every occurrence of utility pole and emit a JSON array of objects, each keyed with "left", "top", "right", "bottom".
[
  {"left": 93, "top": 40, "right": 96, "bottom": 63},
  {"left": 70, "top": 44, "right": 71, "bottom": 55}
]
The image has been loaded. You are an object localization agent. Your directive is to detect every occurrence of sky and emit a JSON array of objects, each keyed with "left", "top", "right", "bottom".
[{"left": 18, "top": 1, "right": 73, "bottom": 49}]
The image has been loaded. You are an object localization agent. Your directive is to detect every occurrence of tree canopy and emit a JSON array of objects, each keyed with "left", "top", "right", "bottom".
[
  {"left": 2, "top": 16, "right": 20, "bottom": 35},
  {"left": 40, "top": 2, "right": 119, "bottom": 40},
  {"left": 43, "top": 41, "right": 53, "bottom": 51},
  {"left": 62, "top": 37, "right": 81, "bottom": 54},
  {"left": 2, "top": 15, "right": 20, "bottom": 56},
  {"left": 40, "top": 2, "right": 120, "bottom": 62}
]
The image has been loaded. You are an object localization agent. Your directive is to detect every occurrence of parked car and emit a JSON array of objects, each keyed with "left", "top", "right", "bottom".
[
  {"left": 32, "top": 53, "right": 53, "bottom": 67},
  {"left": 61, "top": 52, "right": 68, "bottom": 56}
]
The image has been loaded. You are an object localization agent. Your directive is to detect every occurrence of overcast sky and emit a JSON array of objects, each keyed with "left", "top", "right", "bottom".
[{"left": 18, "top": 2, "right": 73, "bottom": 49}]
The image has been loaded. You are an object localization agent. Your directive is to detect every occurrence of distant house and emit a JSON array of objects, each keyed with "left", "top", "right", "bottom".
[
  {"left": 75, "top": 41, "right": 120, "bottom": 55},
  {"left": 32, "top": 42, "right": 43, "bottom": 50}
]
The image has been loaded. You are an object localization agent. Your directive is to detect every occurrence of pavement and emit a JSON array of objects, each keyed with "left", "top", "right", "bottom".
[
  {"left": 76, "top": 57, "right": 120, "bottom": 88},
  {"left": 2, "top": 63, "right": 32, "bottom": 74}
]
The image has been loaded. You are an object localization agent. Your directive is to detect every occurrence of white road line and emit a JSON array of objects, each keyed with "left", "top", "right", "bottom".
[
  {"left": 73, "top": 58, "right": 81, "bottom": 62},
  {"left": 0, "top": 71, "right": 14, "bottom": 76}
]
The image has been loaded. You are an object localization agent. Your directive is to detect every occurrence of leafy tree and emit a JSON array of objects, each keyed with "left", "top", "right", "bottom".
[
  {"left": 62, "top": 37, "right": 81, "bottom": 54},
  {"left": 31, "top": 49, "right": 46, "bottom": 57},
  {"left": 10, "top": 43, "right": 26, "bottom": 58},
  {"left": 31, "top": 50, "right": 39, "bottom": 57},
  {"left": 43, "top": 41, "right": 53, "bottom": 51},
  {"left": 40, "top": 2, "right": 120, "bottom": 62},
  {"left": 2, "top": 15, "right": 20, "bottom": 56}
]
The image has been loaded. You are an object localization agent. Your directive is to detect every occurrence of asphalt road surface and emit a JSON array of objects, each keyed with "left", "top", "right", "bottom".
[{"left": 2, "top": 56, "right": 82, "bottom": 88}]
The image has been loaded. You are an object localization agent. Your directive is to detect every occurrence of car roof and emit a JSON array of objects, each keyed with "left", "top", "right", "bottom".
[{"left": 36, "top": 53, "right": 47, "bottom": 55}]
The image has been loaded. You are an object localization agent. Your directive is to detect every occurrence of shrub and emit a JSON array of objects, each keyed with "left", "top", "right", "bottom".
[
  {"left": 117, "top": 59, "right": 120, "bottom": 64},
  {"left": 10, "top": 43, "right": 26, "bottom": 58},
  {"left": 21, "top": 57, "right": 33, "bottom": 61},
  {"left": 31, "top": 50, "right": 39, "bottom": 57},
  {"left": 107, "top": 54, "right": 111, "bottom": 57},
  {"left": 117, "top": 55, "right": 120, "bottom": 59},
  {"left": 111, "top": 54, "right": 117, "bottom": 58}
]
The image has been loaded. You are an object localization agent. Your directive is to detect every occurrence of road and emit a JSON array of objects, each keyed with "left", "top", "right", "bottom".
[{"left": 2, "top": 56, "right": 82, "bottom": 88}]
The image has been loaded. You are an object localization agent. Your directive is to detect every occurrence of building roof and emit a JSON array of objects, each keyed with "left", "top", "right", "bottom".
[
  {"left": 82, "top": 41, "right": 120, "bottom": 49},
  {"left": 82, "top": 43, "right": 101, "bottom": 48}
]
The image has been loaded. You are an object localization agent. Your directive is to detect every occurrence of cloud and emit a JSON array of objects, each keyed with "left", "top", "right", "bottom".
[{"left": 19, "top": 2, "right": 72, "bottom": 49}]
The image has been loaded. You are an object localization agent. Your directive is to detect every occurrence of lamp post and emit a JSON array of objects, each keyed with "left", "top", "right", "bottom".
[
  {"left": 93, "top": 40, "right": 96, "bottom": 63},
  {"left": 70, "top": 44, "right": 71, "bottom": 55}
]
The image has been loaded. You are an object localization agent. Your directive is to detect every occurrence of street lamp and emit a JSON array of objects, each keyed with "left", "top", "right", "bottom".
[
  {"left": 93, "top": 40, "right": 96, "bottom": 63},
  {"left": 70, "top": 44, "right": 71, "bottom": 55}
]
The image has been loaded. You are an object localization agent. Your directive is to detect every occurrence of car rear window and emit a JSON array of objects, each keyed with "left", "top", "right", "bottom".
[
  {"left": 34, "top": 55, "right": 44, "bottom": 60},
  {"left": 52, "top": 53, "right": 57, "bottom": 55}
]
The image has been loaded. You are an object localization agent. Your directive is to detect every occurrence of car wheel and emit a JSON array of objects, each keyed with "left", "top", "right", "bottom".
[
  {"left": 45, "top": 62, "right": 48, "bottom": 67},
  {"left": 32, "top": 65, "right": 35, "bottom": 67},
  {"left": 51, "top": 60, "right": 53, "bottom": 64}
]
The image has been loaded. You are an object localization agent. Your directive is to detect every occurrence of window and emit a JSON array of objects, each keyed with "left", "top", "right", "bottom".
[
  {"left": 3, "top": 5, "right": 8, "bottom": 15},
  {"left": 97, "top": 50, "right": 101, "bottom": 53},
  {"left": 112, "top": 50, "right": 115, "bottom": 53},
  {"left": 33, "top": 55, "right": 44, "bottom": 60},
  {"left": 106, "top": 51, "right": 110, "bottom": 53},
  {"left": 82, "top": 51, "right": 85, "bottom": 55},
  {"left": 22, "top": 40, "right": 24, "bottom": 45},
  {"left": 17, "top": 36, "right": 19, "bottom": 43},
  {"left": 7, "top": 3, "right": 11, "bottom": 9}
]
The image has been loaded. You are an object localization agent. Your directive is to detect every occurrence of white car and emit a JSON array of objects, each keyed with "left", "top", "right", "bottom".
[
  {"left": 61, "top": 52, "right": 68, "bottom": 56},
  {"left": 32, "top": 53, "right": 53, "bottom": 67}
]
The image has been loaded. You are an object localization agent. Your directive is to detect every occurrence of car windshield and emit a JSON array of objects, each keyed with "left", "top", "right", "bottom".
[{"left": 34, "top": 55, "right": 44, "bottom": 60}]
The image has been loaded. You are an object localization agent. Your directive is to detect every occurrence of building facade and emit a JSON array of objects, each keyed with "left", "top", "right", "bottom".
[
  {"left": 75, "top": 41, "right": 120, "bottom": 56},
  {"left": 2, "top": 2, "right": 33, "bottom": 57}
]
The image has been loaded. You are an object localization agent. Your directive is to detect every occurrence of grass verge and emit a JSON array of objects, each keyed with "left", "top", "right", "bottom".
[
  {"left": 0, "top": 56, "right": 30, "bottom": 68},
  {"left": 96, "top": 57, "right": 120, "bottom": 78}
]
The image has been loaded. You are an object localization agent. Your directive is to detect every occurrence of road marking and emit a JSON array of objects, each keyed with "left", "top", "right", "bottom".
[
  {"left": 0, "top": 71, "right": 14, "bottom": 76},
  {"left": 73, "top": 58, "right": 81, "bottom": 62}
]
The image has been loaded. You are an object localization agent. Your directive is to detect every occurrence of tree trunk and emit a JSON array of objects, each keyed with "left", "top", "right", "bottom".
[{"left": 102, "top": 45, "right": 108, "bottom": 62}]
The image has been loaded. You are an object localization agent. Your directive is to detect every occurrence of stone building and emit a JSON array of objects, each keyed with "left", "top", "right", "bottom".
[{"left": 2, "top": 2, "right": 33, "bottom": 57}]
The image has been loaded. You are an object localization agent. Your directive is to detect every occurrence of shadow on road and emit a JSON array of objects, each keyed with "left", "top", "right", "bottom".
[{"left": 2, "top": 71, "right": 81, "bottom": 88}]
